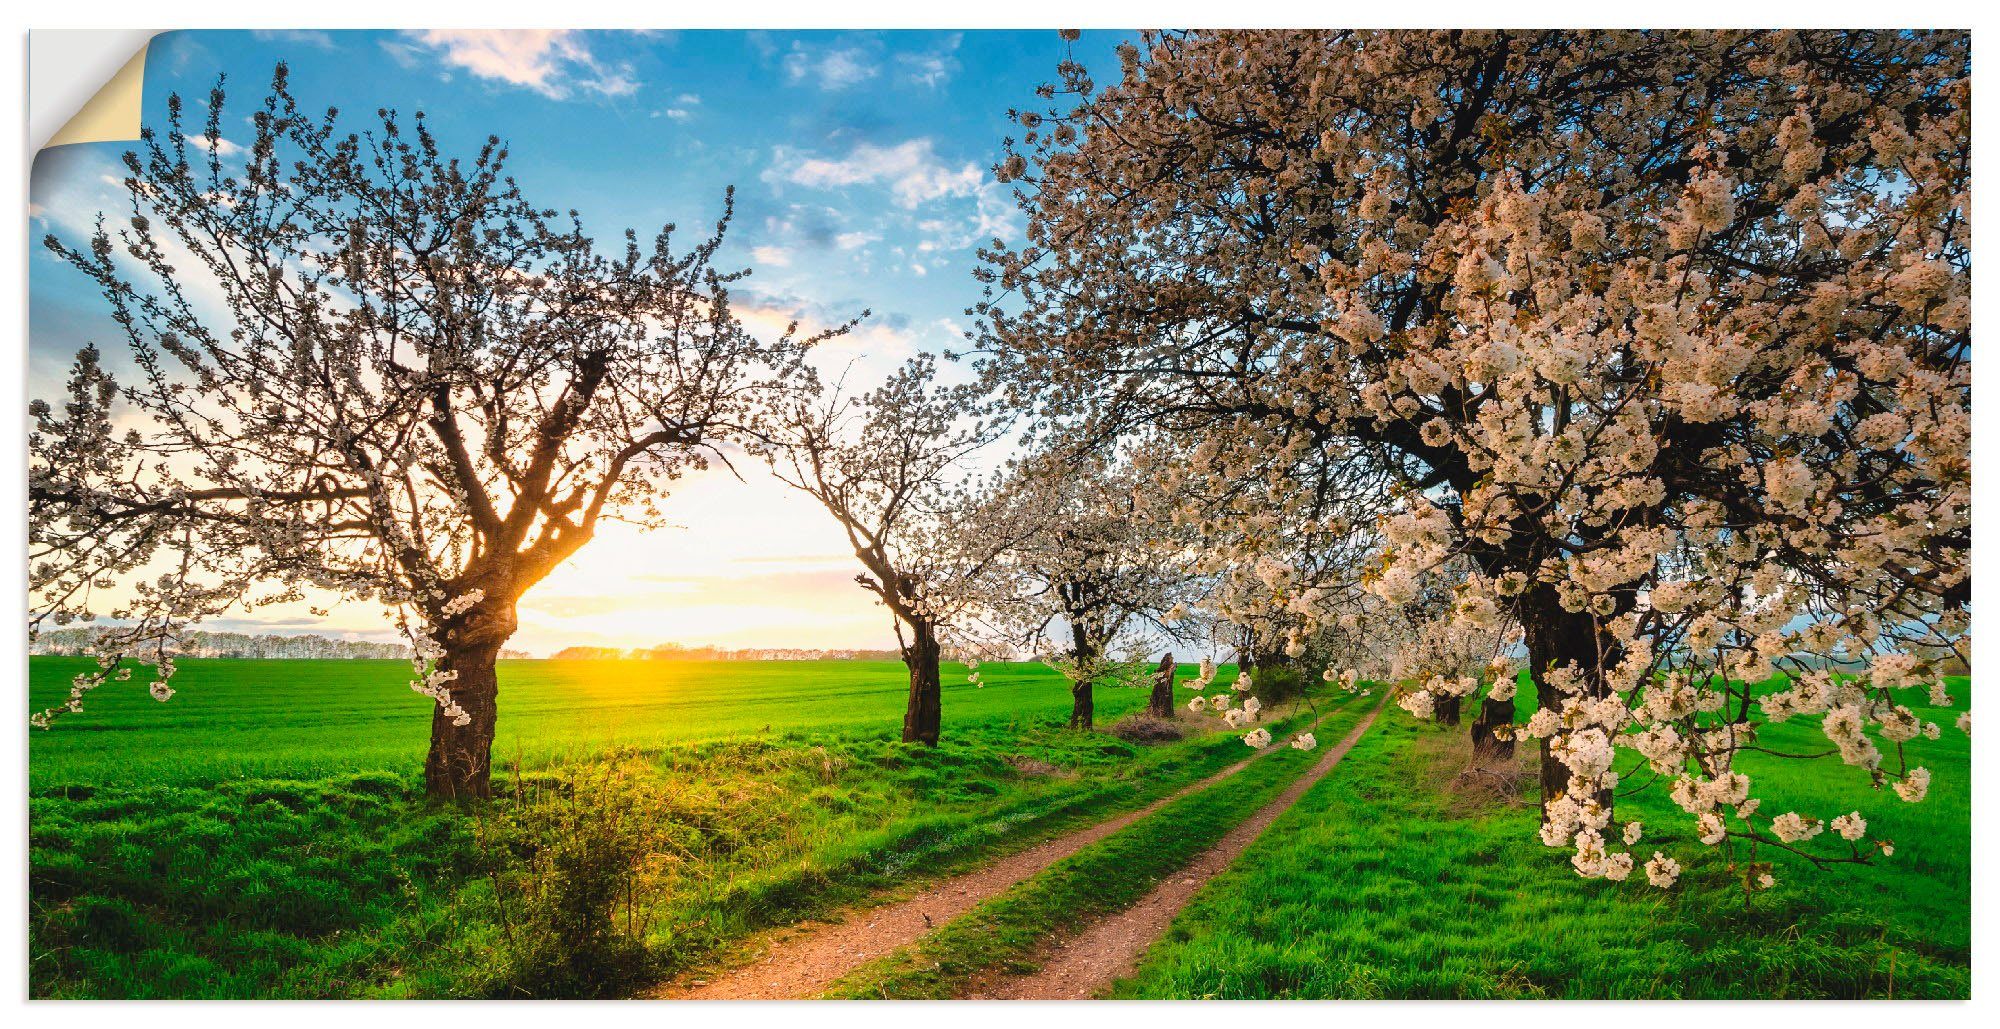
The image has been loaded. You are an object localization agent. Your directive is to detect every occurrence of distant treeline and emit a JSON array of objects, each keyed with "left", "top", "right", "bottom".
[
  {"left": 29, "top": 627, "right": 530, "bottom": 661},
  {"left": 550, "top": 643, "right": 905, "bottom": 662}
]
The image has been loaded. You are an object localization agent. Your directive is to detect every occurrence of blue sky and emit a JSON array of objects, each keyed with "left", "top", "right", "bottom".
[
  {"left": 29, "top": 29, "right": 1136, "bottom": 654},
  {"left": 36, "top": 29, "right": 1131, "bottom": 381}
]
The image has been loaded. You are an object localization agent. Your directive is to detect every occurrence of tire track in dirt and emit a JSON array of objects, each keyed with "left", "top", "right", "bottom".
[
  {"left": 654, "top": 712, "right": 1329, "bottom": 1000},
  {"left": 963, "top": 700, "right": 1385, "bottom": 1000}
]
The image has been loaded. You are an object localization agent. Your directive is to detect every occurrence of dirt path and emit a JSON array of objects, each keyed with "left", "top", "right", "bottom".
[
  {"left": 654, "top": 714, "right": 1323, "bottom": 1000},
  {"left": 964, "top": 700, "right": 1385, "bottom": 1000}
]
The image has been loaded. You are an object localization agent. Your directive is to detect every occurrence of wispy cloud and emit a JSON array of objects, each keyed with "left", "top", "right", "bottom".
[
  {"left": 781, "top": 41, "right": 880, "bottom": 90},
  {"left": 897, "top": 34, "right": 962, "bottom": 88},
  {"left": 760, "top": 204, "right": 846, "bottom": 249},
  {"left": 398, "top": 30, "right": 640, "bottom": 100},
  {"left": 186, "top": 134, "right": 241, "bottom": 157},
  {"left": 652, "top": 91, "right": 701, "bottom": 120},
  {"left": 769, "top": 138, "right": 983, "bottom": 209},
  {"left": 734, "top": 294, "right": 919, "bottom": 371}
]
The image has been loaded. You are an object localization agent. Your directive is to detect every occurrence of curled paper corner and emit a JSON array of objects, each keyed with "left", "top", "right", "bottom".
[{"left": 34, "top": 30, "right": 158, "bottom": 152}]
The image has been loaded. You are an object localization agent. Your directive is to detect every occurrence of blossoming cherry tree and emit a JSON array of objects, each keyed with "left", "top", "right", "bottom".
[{"left": 30, "top": 67, "right": 826, "bottom": 798}]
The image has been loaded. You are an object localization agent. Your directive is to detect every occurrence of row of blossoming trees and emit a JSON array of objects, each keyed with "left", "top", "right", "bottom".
[
  {"left": 965, "top": 28, "right": 1970, "bottom": 886},
  {"left": 29, "top": 31, "right": 1972, "bottom": 893}
]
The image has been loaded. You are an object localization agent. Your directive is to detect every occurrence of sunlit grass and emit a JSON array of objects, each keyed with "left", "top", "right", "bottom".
[
  {"left": 1114, "top": 678, "right": 1971, "bottom": 999},
  {"left": 825, "top": 690, "right": 1376, "bottom": 999},
  {"left": 29, "top": 659, "right": 1970, "bottom": 998},
  {"left": 29, "top": 657, "right": 1198, "bottom": 787},
  {"left": 29, "top": 656, "right": 1268, "bottom": 998}
]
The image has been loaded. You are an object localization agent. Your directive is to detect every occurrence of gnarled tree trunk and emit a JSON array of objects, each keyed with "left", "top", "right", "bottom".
[
  {"left": 1522, "top": 595, "right": 1618, "bottom": 819},
  {"left": 425, "top": 643, "right": 502, "bottom": 799},
  {"left": 1470, "top": 693, "right": 1516, "bottom": 765},
  {"left": 1068, "top": 625, "right": 1098, "bottom": 729},
  {"left": 1147, "top": 652, "right": 1177, "bottom": 719},
  {"left": 902, "top": 621, "right": 943, "bottom": 746},
  {"left": 424, "top": 595, "right": 521, "bottom": 800},
  {"left": 1434, "top": 694, "right": 1463, "bottom": 727},
  {"left": 1069, "top": 679, "right": 1095, "bottom": 729}
]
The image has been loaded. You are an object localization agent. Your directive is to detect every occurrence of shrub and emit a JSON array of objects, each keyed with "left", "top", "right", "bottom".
[
  {"left": 1248, "top": 665, "right": 1309, "bottom": 704},
  {"left": 474, "top": 757, "right": 676, "bottom": 998}
]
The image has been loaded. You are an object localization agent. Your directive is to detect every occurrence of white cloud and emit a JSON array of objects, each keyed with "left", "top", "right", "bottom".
[
  {"left": 734, "top": 297, "right": 919, "bottom": 382},
  {"left": 576, "top": 66, "right": 640, "bottom": 98},
  {"left": 782, "top": 42, "right": 880, "bottom": 90},
  {"left": 897, "top": 34, "right": 962, "bottom": 88},
  {"left": 772, "top": 139, "right": 983, "bottom": 209},
  {"left": 186, "top": 135, "right": 241, "bottom": 157},
  {"left": 763, "top": 139, "right": 1022, "bottom": 253},
  {"left": 403, "top": 30, "right": 640, "bottom": 100},
  {"left": 834, "top": 231, "right": 880, "bottom": 250},
  {"left": 378, "top": 39, "right": 425, "bottom": 70},
  {"left": 750, "top": 245, "right": 793, "bottom": 267},
  {"left": 818, "top": 318, "right": 920, "bottom": 365}
]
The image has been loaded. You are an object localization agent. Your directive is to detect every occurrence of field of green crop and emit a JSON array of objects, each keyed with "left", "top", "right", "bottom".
[
  {"left": 29, "top": 657, "right": 1164, "bottom": 788},
  {"left": 1114, "top": 678, "right": 1973, "bottom": 1000},
  {"left": 28, "top": 656, "right": 1280, "bottom": 998}
]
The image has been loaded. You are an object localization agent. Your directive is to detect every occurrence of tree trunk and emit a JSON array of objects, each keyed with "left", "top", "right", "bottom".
[
  {"left": 1067, "top": 624, "right": 1098, "bottom": 730},
  {"left": 1522, "top": 595, "right": 1617, "bottom": 819},
  {"left": 424, "top": 640, "right": 504, "bottom": 800},
  {"left": 422, "top": 587, "right": 522, "bottom": 801},
  {"left": 901, "top": 621, "right": 943, "bottom": 746},
  {"left": 1470, "top": 694, "right": 1516, "bottom": 765},
  {"left": 1434, "top": 694, "right": 1463, "bottom": 727},
  {"left": 1147, "top": 652, "right": 1177, "bottom": 719},
  {"left": 1236, "top": 625, "right": 1269, "bottom": 679},
  {"left": 1069, "top": 678, "right": 1094, "bottom": 729}
]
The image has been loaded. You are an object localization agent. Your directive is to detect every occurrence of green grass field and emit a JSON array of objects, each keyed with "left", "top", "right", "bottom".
[
  {"left": 29, "top": 657, "right": 1165, "bottom": 788},
  {"left": 825, "top": 690, "right": 1381, "bottom": 999},
  {"left": 1113, "top": 678, "right": 1972, "bottom": 999},
  {"left": 28, "top": 655, "right": 1284, "bottom": 997},
  {"left": 28, "top": 658, "right": 1975, "bottom": 999}
]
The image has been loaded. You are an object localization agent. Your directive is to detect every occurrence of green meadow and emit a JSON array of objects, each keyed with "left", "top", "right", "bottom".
[
  {"left": 29, "top": 657, "right": 1157, "bottom": 788},
  {"left": 1115, "top": 677, "right": 1973, "bottom": 1000},
  {"left": 26, "top": 658, "right": 1974, "bottom": 999},
  {"left": 28, "top": 656, "right": 1281, "bottom": 997}
]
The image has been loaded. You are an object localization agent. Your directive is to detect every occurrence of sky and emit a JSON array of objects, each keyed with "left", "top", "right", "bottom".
[{"left": 28, "top": 28, "right": 1135, "bottom": 656}]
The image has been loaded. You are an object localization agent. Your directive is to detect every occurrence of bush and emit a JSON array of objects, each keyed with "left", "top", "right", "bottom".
[
  {"left": 1248, "top": 665, "right": 1309, "bottom": 704},
  {"left": 474, "top": 757, "right": 675, "bottom": 998}
]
